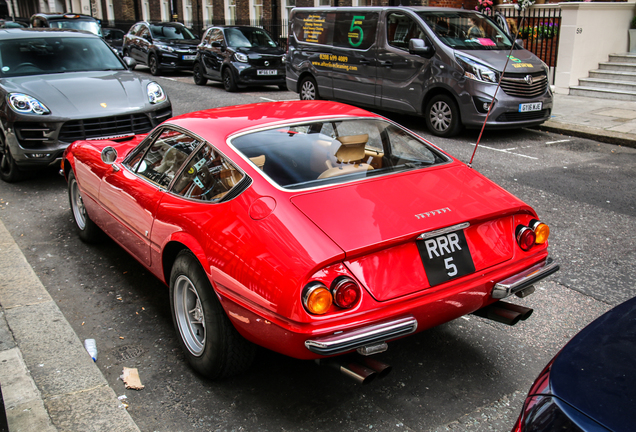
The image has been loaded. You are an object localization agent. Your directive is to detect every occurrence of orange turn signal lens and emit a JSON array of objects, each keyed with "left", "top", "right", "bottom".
[
  {"left": 533, "top": 222, "right": 550, "bottom": 244},
  {"left": 303, "top": 283, "right": 332, "bottom": 315}
]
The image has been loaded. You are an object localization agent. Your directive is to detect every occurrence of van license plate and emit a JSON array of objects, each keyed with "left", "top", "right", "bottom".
[
  {"left": 416, "top": 230, "right": 475, "bottom": 286},
  {"left": 182, "top": 55, "right": 196, "bottom": 61},
  {"left": 519, "top": 102, "right": 542, "bottom": 112},
  {"left": 257, "top": 69, "right": 277, "bottom": 76}
]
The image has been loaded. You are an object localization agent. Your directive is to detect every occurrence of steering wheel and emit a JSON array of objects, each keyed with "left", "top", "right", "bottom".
[{"left": 13, "top": 63, "right": 41, "bottom": 73}]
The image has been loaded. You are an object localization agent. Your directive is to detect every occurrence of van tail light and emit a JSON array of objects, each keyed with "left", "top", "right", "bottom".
[{"left": 331, "top": 277, "right": 361, "bottom": 309}]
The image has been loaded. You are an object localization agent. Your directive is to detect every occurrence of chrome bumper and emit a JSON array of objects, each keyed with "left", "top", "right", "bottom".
[
  {"left": 492, "top": 257, "right": 559, "bottom": 299},
  {"left": 305, "top": 316, "right": 418, "bottom": 356}
]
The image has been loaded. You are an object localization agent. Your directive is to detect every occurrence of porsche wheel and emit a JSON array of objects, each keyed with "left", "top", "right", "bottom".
[
  {"left": 193, "top": 63, "right": 208, "bottom": 86},
  {"left": 149, "top": 54, "right": 160, "bottom": 76},
  {"left": 425, "top": 94, "right": 462, "bottom": 138},
  {"left": 222, "top": 68, "right": 237, "bottom": 92},
  {"left": 170, "top": 251, "right": 255, "bottom": 379},
  {"left": 299, "top": 76, "right": 319, "bottom": 101},
  {"left": 0, "top": 135, "right": 22, "bottom": 183},
  {"left": 68, "top": 171, "right": 102, "bottom": 242}
]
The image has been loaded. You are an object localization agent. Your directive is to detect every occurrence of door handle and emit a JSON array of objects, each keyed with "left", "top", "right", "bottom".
[{"left": 381, "top": 60, "right": 393, "bottom": 67}]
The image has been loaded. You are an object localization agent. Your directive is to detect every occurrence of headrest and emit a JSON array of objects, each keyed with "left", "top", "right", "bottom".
[
  {"left": 335, "top": 134, "right": 368, "bottom": 163},
  {"left": 249, "top": 155, "right": 266, "bottom": 170}
]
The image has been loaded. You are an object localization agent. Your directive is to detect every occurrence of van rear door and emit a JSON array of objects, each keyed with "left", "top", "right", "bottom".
[{"left": 377, "top": 10, "right": 432, "bottom": 113}]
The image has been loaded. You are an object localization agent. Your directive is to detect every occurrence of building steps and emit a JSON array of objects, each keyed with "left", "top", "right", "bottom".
[{"left": 570, "top": 53, "right": 636, "bottom": 101}]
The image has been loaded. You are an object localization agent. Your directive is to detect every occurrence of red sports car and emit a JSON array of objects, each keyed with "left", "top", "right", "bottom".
[{"left": 62, "top": 101, "right": 558, "bottom": 381}]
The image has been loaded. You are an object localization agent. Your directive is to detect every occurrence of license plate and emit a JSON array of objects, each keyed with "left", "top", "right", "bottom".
[
  {"left": 257, "top": 69, "right": 277, "bottom": 76},
  {"left": 182, "top": 55, "right": 196, "bottom": 61},
  {"left": 416, "top": 230, "right": 475, "bottom": 286},
  {"left": 519, "top": 102, "right": 542, "bottom": 112}
]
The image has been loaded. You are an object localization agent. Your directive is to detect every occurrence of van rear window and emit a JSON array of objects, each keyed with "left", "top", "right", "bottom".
[{"left": 292, "top": 11, "right": 378, "bottom": 50}]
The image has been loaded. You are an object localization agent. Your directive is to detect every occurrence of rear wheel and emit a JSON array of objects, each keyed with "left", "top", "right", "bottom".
[
  {"left": 68, "top": 171, "right": 102, "bottom": 243},
  {"left": 170, "top": 251, "right": 256, "bottom": 379},
  {"left": 193, "top": 63, "right": 208, "bottom": 86},
  {"left": 0, "top": 135, "right": 22, "bottom": 183},
  {"left": 425, "top": 94, "right": 462, "bottom": 138},
  {"left": 299, "top": 76, "right": 319, "bottom": 100},
  {"left": 149, "top": 54, "right": 160, "bottom": 76},
  {"left": 278, "top": 83, "right": 288, "bottom": 91},
  {"left": 222, "top": 68, "right": 238, "bottom": 92}
]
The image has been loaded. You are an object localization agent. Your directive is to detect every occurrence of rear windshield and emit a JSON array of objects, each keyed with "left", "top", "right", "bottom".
[
  {"left": 230, "top": 118, "right": 448, "bottom": 190},
  {"left": 418, "top": 11, "right": 512, "bottom": 50},
  {"left": 0, "top": 37, "right": 125, "bottom": 77},
  {"left": 150, "top": 24, "right": 197, "bottom": 40},
  {"left": 48, "top": 19, "right": 102, "bottom": 36}
]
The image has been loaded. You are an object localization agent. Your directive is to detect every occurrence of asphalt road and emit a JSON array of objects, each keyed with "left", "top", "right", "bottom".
[{"left": 1, "top": 68, "right": 634, "bottom": 432}]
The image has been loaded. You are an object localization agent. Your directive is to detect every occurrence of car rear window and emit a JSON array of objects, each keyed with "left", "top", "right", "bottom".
[
  {"left": 230, "top": 118, "right": 448, "bottom": 190},
  {"left": 0, "top": 36, "right": 124, "bottom": 77}
]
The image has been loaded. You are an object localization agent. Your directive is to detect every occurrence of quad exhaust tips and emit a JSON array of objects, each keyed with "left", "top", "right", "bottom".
[
  {"left": 317, "top": 355, "right": 393, "bottom": 385},
  {"left": 472, "top": 300, "right": 533, "bottom": 326}
]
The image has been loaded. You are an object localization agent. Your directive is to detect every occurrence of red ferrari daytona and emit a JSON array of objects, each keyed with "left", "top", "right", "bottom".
[{"left": 62, "top": 101, "right": 559, "bottom": 381}]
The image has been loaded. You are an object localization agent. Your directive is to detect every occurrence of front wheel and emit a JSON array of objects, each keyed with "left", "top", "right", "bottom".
[
  {"left": 425, "top": 94, "right": 462, "bottom": 138},
  {"left": 170, "top": 251, "right": 255, "bottom": 379},
  {"left": 0, "top": 136, "right": 22, "bottom": 183},
  {"left": 299, "top": 76, "right": 320, "bottom": 101},
  {"left": 193, "top": 63, "right": 208, "bottom": 86},
  {"left": 222, "top": 68, "right": 238, "bottom": 92},
  {"left": 149, "top": 54, "right": 161, "bottom": 76},
  {"left": 68, "top": 171, "right": 102, "bottom": 243}
]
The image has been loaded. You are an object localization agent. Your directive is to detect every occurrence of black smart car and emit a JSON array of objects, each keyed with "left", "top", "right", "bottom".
[
  {"left": 122, "top": 21, "right": 199, "bottom": 75},
  {"left": 193, "top": 26, "right": 286, "bottom": 92}
]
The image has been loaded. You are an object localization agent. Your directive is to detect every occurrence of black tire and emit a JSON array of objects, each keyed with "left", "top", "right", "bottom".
[
  {"left": 170, "top": 251, "right": 256, "bottom": 379},
  {"left": 299, "top": 76, "right": 320, "bottom": 100},
  {"left": 0, "top": 135, "right": 22, "bottom": 183},
  {"left": 222, "top": 68, "right": 238, "bottom": 92},
  {"left": 68, "top": 171, "right": 102, "bottom": 243},
  {"left": 425, "top": 94, "right": 462, "bottom": 138},
  {"left": 149, "top": 54, "right": 160, "bottom": 76},
  {"left": 278, "top": 83, "right": 288, "bottom": 91},
  {"left": 193, "top": 63, "right": 208, "bottom": 86}
]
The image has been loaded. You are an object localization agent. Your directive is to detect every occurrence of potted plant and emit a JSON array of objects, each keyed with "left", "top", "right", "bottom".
[{"left": 630, "top": 16, "right": 636, "bottom": 53}]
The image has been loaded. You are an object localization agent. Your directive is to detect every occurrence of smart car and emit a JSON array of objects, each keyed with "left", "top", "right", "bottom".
[
  {"left": 0, "top": 28, "right": 172, "bottom": 182},
  {"left": 62, "top": 100, "right": 558, "bottom": 380}
]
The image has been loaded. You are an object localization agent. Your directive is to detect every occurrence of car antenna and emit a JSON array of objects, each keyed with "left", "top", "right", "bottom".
[{"left": 468, "top": 14, "right": 527, "bottom": 168}]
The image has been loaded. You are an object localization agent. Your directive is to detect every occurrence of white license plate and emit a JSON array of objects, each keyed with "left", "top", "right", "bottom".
[
  {"left": 257, "top": 69, "right": 277, "bottom": 76},
  {"left": 519, "top": 102, "right": 542, "bottom": 112},
  {"left": 182, "top": 55, "right": 196, "bottom": 61}
]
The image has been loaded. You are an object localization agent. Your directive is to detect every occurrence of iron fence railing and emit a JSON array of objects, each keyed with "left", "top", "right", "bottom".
[{"left": 486, "top": 5, "right": 561, "bottom": 84}]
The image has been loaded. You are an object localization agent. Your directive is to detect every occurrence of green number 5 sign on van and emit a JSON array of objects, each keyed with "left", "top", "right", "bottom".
[{"left": 349, "top": 16, "right": 365, "bottom": 47}]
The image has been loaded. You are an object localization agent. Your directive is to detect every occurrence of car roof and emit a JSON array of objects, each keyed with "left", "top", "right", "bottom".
[
  {"left": 291, "top": 6, "right": 477, "bottom": 13},
  {"left": 32, "top": 13, "right": 99, "bottom": 20},
  {"left": 145, "top": 21, "right": 187, "bottom": 27},
  {"left": 0, "top": 28, "right": 100, "bottom": 40}
]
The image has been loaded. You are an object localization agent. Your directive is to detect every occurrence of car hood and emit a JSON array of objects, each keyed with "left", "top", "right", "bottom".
[
  {"left": 457, "top": 49, "right": 544, "bottom": 74},
  {"left": 549, "top": 296, "right": 636, "bottom": 432},
  {"left": 290, "top": 163, "right": 529, "bottom": 255},
  {"left": 3, "top": 71, "right": 153, "bottom": 117},
  {"left": 159, "top": 39, "right": 199, "bottom": 48}
]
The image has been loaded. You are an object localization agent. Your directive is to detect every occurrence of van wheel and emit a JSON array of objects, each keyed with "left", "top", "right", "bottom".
[
  {"left": 425, "top": 95, "right": 462, "bottom": 138},
  {"left": 193, "top": 63, "right": 208, "bottom": 86},
  {"left": 299, "top": 77, "right": 320, "bottom": 100}
]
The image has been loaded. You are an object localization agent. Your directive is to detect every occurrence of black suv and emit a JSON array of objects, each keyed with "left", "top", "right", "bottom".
[
  {"left": 193, "top": 26, "right": 286, "bottom": 92},
  {"left": 31, "top": 13, "right": 102, "bottom": 36},
  {"left": 123, "top": 21, "right": 199, "bottom": 75}
]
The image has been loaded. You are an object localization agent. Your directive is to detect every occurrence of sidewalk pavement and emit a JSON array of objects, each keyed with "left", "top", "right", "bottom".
[
  {"left": 0, "top": 220, "right": 139, "bottom": 432},
  {"left": 538, "top": 92, "right": 636, "bottom": 148},
  {"left": 0, "top": 91, "right": 632, "bottom": 432}
]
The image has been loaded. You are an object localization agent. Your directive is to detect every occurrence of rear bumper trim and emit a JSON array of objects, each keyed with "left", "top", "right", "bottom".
[
  {"left": 492, "top": 257, "right": 559, "bottom": 299},
  {"left": 304, "top": 316, "right": 418, "bottom": 356}
]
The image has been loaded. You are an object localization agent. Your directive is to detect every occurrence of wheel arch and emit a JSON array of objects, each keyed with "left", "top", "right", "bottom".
[
  {"left": 296, "top": 71, "right": 317, "bottom": 94},
  {"left": 161, "top": 236, "right": 209, "bottom": 286},
  {"left": 421, "top": 85, "right": 459, "bottom": 116}
]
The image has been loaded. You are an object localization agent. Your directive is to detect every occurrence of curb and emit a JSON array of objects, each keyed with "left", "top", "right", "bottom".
[
  {"left": 0, "top": 220, "right": 140, "bottom": 432},
  {"left": 535, "top": 120, "right": 636, "bottom": 149}
]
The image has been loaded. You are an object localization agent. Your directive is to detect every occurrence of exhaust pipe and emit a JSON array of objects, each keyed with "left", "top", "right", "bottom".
[
  {"left": 359, "top": 356, "right": 392, "bottom": 379},
  {"left": 472, "top": 301, "right": 533, "bottom": 326},
  {"left": 317, "top": 358, "right": 378, "bottom": 385}
]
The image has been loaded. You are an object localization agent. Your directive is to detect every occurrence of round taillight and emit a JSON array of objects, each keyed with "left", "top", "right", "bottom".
[
  {"left": 303, "top": 283, "right": 332, "bottom": 315},
  {"left": 516, "top": 226, "right": 536, "bottom": 251},
  {"left": 331, "top": 277, "right": 361, "bottom": 309},
  {"left": 532, "top": 221, "right": 550, "bottom": 245}
]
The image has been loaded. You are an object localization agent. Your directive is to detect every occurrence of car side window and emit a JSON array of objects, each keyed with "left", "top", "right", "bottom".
[
  {"left": 129, "top": 128, "right": 202, "bottom": 189},
  {"left": 129, "top": 23, "right": 141, "bottom": 36},
  {"left": 387, "top": 13, "right": 425, "bottom": 50},
  {"left": 138, "top": 26, "right": 150, "bottom": 39},
  {"left": 172, "top": 144, "right": 245, "bottom": 202},
  {"left": 210, "top": 29, "right": 224, "bottom": 45}
]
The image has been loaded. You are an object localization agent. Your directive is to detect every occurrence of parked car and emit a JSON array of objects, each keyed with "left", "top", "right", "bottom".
[
  {"left": 0, "top": 28, "right": 172, "bottom": 182},
  {"left": 62, "top": 100, "right": 558, "bottom": 381},
  {"left": 0, "top": 19, "right": 28, "bottom": 28},
  {"left": 193, "top": 25, "right": 286, "bottom": 92},
  {"left": 512, "top": 296, "right": 636, "bottom": 432},
  {"left": 102, "top": 27, "right": 125, "bottom": 55},
  {"left": 122, "top": 21, "right": 199, "bottom": 75},
  {"left": 31, "top": 13, "right": 102, "bottom": 36},
  {"left": 286, "top": 7, "right": 553, "bottom": 137}
]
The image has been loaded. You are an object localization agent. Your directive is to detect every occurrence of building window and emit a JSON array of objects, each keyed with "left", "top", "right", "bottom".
[
  {"left": 107, "top": 0, "right": 115, "bottom": 26},
  {"left": 353, "top": 0, "right": 372, "bottom": 5},
  {"left": 316, "top": 0, "right": 331, "bottom": 5},
  {"left": 183, "top": 0, "right": 193, "bottom": 26},
  {"left": 251, "top": 0, "right": 263, "bottom": 26},
  {"left": 226, "top": 0, "right": 236, "bottom": 25},
  {"left": 282, "top": 0, "right": 295, "bottom": 24},
  {"left": 203, "top": 0, "right": 213, "bottom": 26},
  {"left": 161, "top": 0, "right": 171, "bottom": 21},
  {"left": 142, "top": 0, "right": 150, "bottom": 20}
]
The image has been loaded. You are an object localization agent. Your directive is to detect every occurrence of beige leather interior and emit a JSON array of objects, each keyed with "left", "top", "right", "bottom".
[{"left": 318, "top": 135, "right": 374, "bottom": 179}]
